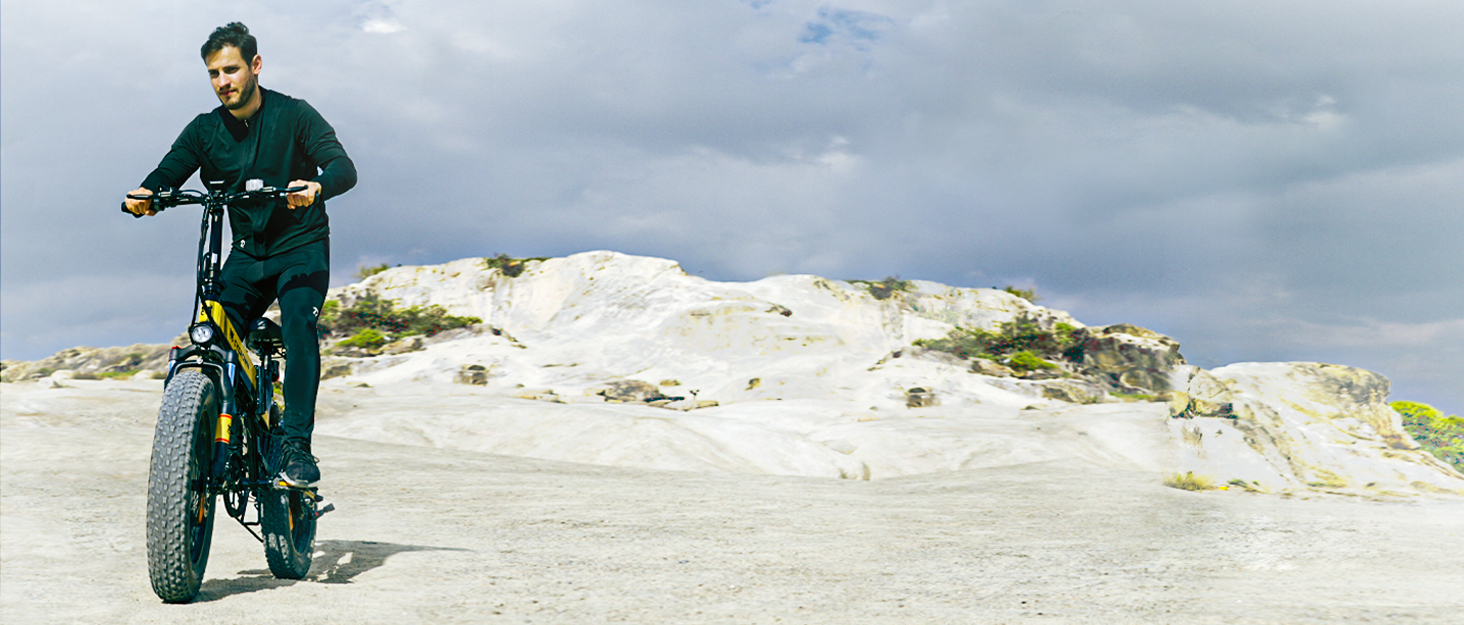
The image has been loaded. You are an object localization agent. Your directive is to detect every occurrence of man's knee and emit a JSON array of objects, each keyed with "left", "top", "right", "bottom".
[
  {"left": 279, "top": 306, "right": 321, "bottom": 342},
  {"left": 276, "top": 292, "right": 322, "bottom": 348}
]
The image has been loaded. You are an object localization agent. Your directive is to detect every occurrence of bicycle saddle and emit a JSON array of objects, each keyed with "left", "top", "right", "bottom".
[{"left": 247, "top": 318, "right": 285, "bottom": 355}]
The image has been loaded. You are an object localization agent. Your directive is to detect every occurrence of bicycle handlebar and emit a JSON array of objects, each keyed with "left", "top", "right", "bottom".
[{"left": 121, "top": 185, "right": 308, "bottom": 218}]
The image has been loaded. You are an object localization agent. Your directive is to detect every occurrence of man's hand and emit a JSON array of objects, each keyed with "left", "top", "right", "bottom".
[
  {"left": 286, "top": 180, "right": 322, "bottom": 209},
  {"left": 124, "top": 187, "right": 156, "bottom": 216}
]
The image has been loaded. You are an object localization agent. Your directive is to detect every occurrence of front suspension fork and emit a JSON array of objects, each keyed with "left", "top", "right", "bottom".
[{"left": 209, "top": 358, "right": 243, "bottom": 490}]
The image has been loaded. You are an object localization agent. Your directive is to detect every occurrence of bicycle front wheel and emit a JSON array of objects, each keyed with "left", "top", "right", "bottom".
[{"left": 145, "top": 369, "right": 219, "bottom": 603}]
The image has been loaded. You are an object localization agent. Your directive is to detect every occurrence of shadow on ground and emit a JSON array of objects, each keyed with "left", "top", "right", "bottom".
[
  {"left": 309, "top": 539, "right": 468, "bottom": 584},
  {"left": 194, "top": 540, "right": 469, "bottom": 602}
]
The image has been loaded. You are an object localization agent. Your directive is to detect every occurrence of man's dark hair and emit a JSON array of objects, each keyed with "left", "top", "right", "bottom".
[{"left": 200, "top": 22, "right": 258, "bottom": 62}]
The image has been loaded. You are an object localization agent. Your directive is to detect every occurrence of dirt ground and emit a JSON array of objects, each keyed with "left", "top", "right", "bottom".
[{"left": 3, "top": 381, "right": 1462, "bottom": 624}]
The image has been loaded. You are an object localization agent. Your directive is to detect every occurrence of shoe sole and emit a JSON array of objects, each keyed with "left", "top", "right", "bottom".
[{"left": 275, "top": 473, "right": 319, "bottom": 489}]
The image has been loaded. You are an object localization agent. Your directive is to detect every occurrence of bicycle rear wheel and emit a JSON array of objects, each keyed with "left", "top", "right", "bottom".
[
  {"left": 261, "top": 484, "right": 316, "bottom": 578},
  {"left": 145, "top": 369, "right": 219, "bottom": 603}
]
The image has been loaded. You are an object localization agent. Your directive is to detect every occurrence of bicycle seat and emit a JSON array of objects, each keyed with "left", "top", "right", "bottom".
[{"left": 247, "top": 318, "right": 285, "bottom": 355}]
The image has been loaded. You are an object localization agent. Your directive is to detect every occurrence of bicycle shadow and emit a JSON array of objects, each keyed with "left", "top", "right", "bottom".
[{"left": 194, "top": 539, "right": 469, "bottom": 602}]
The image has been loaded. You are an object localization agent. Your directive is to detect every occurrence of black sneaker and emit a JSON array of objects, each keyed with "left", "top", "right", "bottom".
[{"left": 279, "top": 442, "right": 320, "bottom": 488}]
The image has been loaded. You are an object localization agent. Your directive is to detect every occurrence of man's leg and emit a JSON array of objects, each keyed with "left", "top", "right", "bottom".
[
  {"left": 273, "top": 241, "right": 329, "bottom": 485},
  {"left": 218, "top": 251, "right": 274, "bottom": 355}
]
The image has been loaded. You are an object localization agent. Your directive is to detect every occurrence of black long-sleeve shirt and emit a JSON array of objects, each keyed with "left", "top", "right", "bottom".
[{"left": 141, "top": 87, "right": 357, "bottom": 257}]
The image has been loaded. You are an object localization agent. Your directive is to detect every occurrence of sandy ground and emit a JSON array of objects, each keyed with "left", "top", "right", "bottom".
[{"left": 3, "top": 380, "right": 1463, "bottom": 624}]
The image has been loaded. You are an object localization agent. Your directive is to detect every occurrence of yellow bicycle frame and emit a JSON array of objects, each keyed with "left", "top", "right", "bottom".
[{"left": 197, "top": 300, "right": 258, "bottom": 393}]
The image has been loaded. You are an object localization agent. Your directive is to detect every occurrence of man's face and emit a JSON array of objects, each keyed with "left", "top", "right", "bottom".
[{"left": 205, "top": 46, "right": 260, "bottom": 111}]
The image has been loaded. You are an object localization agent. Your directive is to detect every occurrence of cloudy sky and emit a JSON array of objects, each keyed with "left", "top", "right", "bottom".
[{"left": 3, "top": 0, "right": 1461, "bottom": 412}]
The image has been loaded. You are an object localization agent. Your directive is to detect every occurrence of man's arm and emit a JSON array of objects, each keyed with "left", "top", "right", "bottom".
[
  {"left": 294, "top": 101, "right": 357, "bottom": 204},
  {"left": 140, "top": 119, "right": 205, "bottom": 193},
  {"left": 125, "top": 119, "right": 204, "bottom": 216}
]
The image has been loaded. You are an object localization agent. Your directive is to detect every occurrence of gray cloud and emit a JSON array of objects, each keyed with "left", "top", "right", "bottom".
[{"left": 3, "top": 0, "right": 1461, "bottom": 411}]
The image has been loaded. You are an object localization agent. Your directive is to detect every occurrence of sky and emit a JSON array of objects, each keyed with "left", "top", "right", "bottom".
[{"left": 3, "top": 0, "right": 1461, "bottom": 413}]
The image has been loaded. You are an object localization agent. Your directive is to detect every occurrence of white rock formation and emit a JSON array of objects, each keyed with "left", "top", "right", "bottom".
[
  {"left": 294, "top": 251, "right": 1464, "bottom": 497},
  {"left": 1172, "top": 362, "right": 1464, "bottom": 496},
  {"left": 5, "top": 251, "right": 1456, "bottom": 496}
]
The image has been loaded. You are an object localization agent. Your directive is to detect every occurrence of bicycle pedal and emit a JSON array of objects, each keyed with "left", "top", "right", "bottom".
[{"left": 313, "top": 502, "right": 336, "bottom": 519}]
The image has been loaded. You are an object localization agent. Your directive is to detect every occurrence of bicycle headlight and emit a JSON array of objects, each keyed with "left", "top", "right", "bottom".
[{"left": 189, "top": 323, "right": 217, "bottom": 345}]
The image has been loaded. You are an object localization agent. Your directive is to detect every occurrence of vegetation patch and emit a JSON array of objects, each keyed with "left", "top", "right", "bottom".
[
  {"left": 1002, "top": 285, "right": 1040, "bottom": 303},
  {"left": 319, "top": 293, "right": 481, "bottom": 352},
  {"left": 356, "top": 263, "right": 400, "bottom": 280},
  {"left": 1391, "top": 401, "right": 1464, "bottom": 472},
  {"left": 1164, "top": 472, "right": 1217, "bottom": 491},
  {"left": 848, "top": 276, "right": 913, "bottom": 300},
  {"left": 338, "top": 328, "right": 389, "bottom": 350},
  {"left": 1007, "top": 350, "right": 1057, "bottom": 373},
  {"left": 914, "top": 314, "right": 1082, "bottom": 370},
  {"left": 481, "top": 254, "right": 549, "bottom": 278}
]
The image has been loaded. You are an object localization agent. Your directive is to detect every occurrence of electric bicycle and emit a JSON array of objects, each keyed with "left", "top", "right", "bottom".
[{"left": 125, "top": 180, "right": 333, "bottom": 603}]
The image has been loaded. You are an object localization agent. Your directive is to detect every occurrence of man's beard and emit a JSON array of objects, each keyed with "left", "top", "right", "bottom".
[{"left": 223, "top": 77, "right": 258, "bottom": 110}]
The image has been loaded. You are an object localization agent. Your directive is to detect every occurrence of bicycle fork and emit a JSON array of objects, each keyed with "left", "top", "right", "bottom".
[{"left": 209, "top": 359, "right": 242, "bottom": 486}]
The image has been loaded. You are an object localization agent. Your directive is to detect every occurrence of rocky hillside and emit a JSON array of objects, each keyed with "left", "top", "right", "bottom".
[{"left": 5, "top": 251, "right": 1461, "bottom": 497}]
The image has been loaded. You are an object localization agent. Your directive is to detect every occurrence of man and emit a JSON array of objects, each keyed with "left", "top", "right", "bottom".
[{"left": 125, "top": 22, "right": 356, "bottom": 487}]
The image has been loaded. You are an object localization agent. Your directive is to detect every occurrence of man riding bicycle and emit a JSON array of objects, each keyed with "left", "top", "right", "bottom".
[{"left": 124, "top": 22, "right": 356, "bottom": 488}]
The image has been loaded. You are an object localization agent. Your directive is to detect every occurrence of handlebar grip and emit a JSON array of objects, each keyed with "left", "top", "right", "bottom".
[{"left": 122, "top": 193, "right": 159, "bottom": 218}]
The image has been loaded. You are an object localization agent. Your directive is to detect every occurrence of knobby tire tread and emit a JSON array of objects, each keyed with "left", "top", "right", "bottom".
[
  {"left": 145, "top": 370, "right": 218, "bottom": 603},
  {"left": 261, "top": 474, "right": 316, "bottom": 578}
]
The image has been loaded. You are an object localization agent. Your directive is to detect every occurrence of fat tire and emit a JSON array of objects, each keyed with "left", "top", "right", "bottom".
[
  {"left": 261, "top": 485, "right": 316, "bottom": 579},
  {"left": 145, "top": 369, "right": 219, "bottom": 603}
]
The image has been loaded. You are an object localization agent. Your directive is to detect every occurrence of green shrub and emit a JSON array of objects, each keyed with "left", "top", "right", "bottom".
[
  {"left": 481, "top": 254, "right": 548, "bottom": 278},
  {"left": 1164, "top": 472, "right": 1217, "bottom": 491},
  {"left": 339, "top": 328, "right": 388, "bottom": 350},
  {"left": 1054, "top": 322, "right": 1080, "bottom": 347},
  {"left": 987, "top": 315, "right": 1058, "bottom": 354},
  {"left": 849, "top": 276, "right": 913, "bottom": 300},
  {"left": 914, "top": 314, "right": 1084, "bottom": 365},
  {"left": 1007, "top": 350, "right": 1057, "bottom": 373},
  {"left": 913, "top": 326, "right": 996, "bottom": 360},
  {"left": 1003, "top": 285, "right": 1040, "bottom": 303},
  {"left": 1391, "top": 401, "right": 1464, "bottom": 472},
  {"left": 356, "top": 263, "right": 398, "bottom": 280},
  {"left": 319, "top": 293, "right": 481, "bottom": 341}
]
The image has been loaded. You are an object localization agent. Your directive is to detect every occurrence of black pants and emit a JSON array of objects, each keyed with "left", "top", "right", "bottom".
[{"left": 218, "top": 239, "right": 329, "bottom": 451}]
